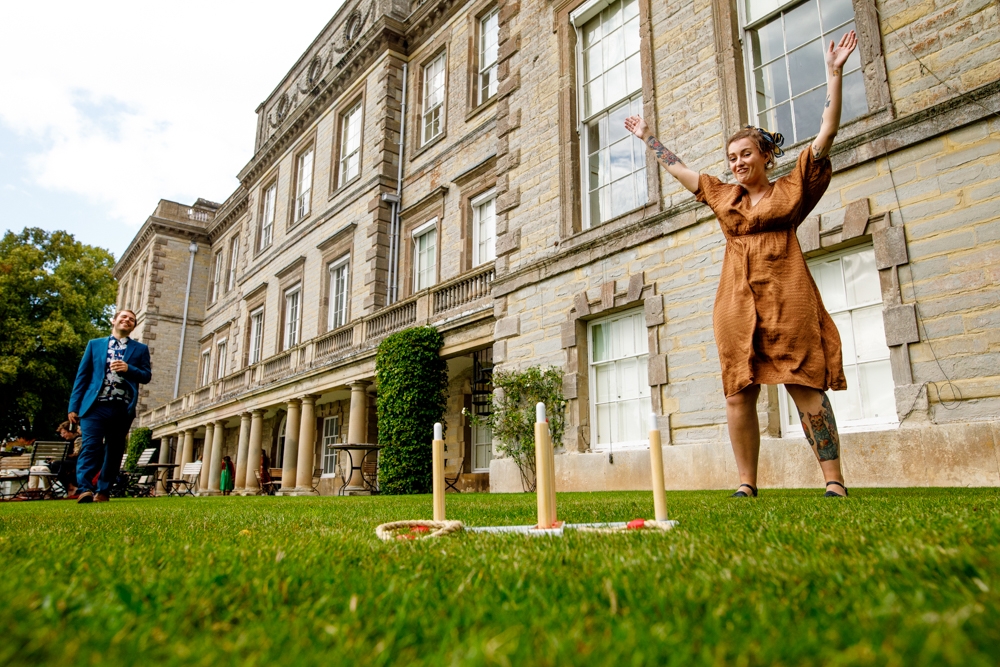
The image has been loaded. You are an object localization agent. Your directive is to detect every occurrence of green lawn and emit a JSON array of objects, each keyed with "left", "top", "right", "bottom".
[{"left": 1, "top": 489, "right": 998, "bottom": 666}]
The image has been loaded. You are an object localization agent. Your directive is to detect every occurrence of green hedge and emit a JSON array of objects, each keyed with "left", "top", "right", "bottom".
[
  {"left": 124, "top": 427, "right": 152, "bottom": 472},
  {"left": 375, "top": 326, "right": 448, "bottom": 495}
]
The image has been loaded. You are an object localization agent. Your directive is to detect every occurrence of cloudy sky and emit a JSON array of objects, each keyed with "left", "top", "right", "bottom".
[{"left": 0, "top": 1, "right": 344, "bottom": 260}]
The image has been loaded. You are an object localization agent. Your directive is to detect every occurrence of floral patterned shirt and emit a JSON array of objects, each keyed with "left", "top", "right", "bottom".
[{"left": 96, "top": 336, "right": 134, "bottom": 404}]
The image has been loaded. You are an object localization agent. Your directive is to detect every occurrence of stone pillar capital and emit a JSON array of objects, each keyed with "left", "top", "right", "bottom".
[
  {"left": 300, "top": 394, "right": 318, "bottom": 405},
  {"left": 287, "top": 398, "right": 302, "bottom": 408},
  {"left": 251, "top": 408, "right": 265, "bottom": 417},
  {"left": 349, "top": 381, "right": 370, "bottom": 391}
]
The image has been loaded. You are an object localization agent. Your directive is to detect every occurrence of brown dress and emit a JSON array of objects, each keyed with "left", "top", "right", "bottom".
[{"left": 695, "top": 148, "right": 847, "bottom": 397}]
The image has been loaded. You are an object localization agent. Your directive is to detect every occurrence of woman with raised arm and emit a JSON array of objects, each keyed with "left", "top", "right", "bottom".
[{"left": 626, "top": 31, "right": 858, "bottom": 498}]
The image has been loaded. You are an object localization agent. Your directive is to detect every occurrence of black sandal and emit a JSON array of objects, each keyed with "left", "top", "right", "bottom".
[
  {"left": 731, "top": 483, "right": 758, "bottom": 498},
  {"left": 824, "top": 480, "right": 849, "bottom": 497}
]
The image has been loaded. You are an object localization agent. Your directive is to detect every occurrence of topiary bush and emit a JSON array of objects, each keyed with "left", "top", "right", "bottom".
[
  {"left": 375, "top": 326, "right": 448, "bottom": 495},
  {"left": 124, "top": 427, "right": 152, "bottom": 472}
]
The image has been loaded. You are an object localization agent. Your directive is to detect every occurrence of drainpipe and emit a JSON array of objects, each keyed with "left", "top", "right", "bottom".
[
  {"left": 173, "top": 240, "right": 199, "bottom": 399},
  {"left": 384, "top": 62, "right": 407, "bottom": 305}
]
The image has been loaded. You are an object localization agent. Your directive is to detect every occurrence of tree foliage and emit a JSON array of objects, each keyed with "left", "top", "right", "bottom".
[
  {"left": 0, "top": 228, "right": 117, "bottom": 440},
  {"left": 468, "top": 366, "right": 566, "bottom": 492},
  {"left": 375, "top": 326, "right": 449, "bottom": 495}
]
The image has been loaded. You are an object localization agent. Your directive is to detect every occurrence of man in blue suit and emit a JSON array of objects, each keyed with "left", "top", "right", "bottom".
[{"left": 68, "top": 309, "right": 152, "bottom": 503}]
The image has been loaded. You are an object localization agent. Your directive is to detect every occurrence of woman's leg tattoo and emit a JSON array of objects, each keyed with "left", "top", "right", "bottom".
[{"left": 798, "top": 394, "right": 841, "bottom": 461}]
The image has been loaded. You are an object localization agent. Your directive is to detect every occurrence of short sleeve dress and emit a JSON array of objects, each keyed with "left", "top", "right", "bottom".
[{"left": 695, "top": 148, "right": 847, "bottom": 398}]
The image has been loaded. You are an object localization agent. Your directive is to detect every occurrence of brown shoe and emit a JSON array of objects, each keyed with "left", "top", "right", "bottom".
[
  {"left": 95, "top": 493, "right": 110, "bottom": 503},
  {"left": 77, "top": 491, "right": 94, "bottom": 504}
]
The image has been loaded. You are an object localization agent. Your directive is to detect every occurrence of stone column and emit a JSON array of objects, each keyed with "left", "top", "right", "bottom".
[
  {"left": 180, "top": 429, "right": 195, "bottom": 468},
  {"left": 234, "top": 413, "right": 251, "bottom": 492},
  {"left": 244, "top": 409, "right": 264, "bottom": 493},
  {"left": 156, "top": 435, "right": 172, "bottom": 495},
  {"left": 208, "top": 419, "right": 225, "bottom": 494},
  {"left": 199, "top": 423, "right": 214, "bottom": 494},
  {"left": 279, "top": 399, "right": 301, "bottom": 493},
  {"left": 295, "top": 395, "right": 318, "bottom": 493},
  {"left": 346, "top": 381, "right": 370, "bottom": 491}
]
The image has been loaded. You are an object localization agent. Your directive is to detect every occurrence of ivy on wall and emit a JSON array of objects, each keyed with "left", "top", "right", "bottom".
[
  {"left": 375, "top": 326, "right": 448, "bottom": 495},
  {"left": 124, "top": 427, "right": 152, "bottom": 472}
]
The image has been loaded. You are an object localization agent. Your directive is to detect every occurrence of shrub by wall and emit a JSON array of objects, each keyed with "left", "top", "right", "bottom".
[
  {"left": 375, "top": 326, "right": 448, "bottom": 495},
  {"left": 125, "top": 427, "right": 152, "bottom": 472}
]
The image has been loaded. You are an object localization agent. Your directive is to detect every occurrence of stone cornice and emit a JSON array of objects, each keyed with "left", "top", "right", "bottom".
[
  {"left": 207, "top": 186, "right": 250, "bottom": 242},
  {"left": 114, "top": 216, "right": 209, "bottom": 276},
  {"left": 238, "top": 22, "right": 406, "bottom": 188}
]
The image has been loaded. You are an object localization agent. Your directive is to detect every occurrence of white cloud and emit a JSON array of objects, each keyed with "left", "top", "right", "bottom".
[{"left": 0, "top": 0, "right": 343, "bottom": 229}]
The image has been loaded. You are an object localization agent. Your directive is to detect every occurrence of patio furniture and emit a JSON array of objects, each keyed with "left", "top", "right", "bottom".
[
  {"left": 0, "top": 454, "right": 32, "bottom": 500},
  {"left": 254, "top": 469, "right": 279, "bottom": 495},
  {"left": 328, "top": 443, "right": 382, "bottom": 495},
  {"left": 166, "top": 462, "right": 202, "bottom": 497}
]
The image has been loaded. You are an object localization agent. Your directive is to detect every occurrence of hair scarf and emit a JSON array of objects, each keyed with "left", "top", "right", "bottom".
[{"left": 746, "top": 125, "right": 785, "bottom": 158}]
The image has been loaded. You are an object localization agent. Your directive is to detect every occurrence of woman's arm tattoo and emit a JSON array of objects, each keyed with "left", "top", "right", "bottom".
[{"left": 646, "top": 136, "right": 684, "bottom": 166}]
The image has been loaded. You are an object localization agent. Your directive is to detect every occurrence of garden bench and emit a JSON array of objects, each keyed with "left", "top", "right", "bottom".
[
  {"left": 254, "top": 469, "right": 279, "bottom": 495},
  {"left": 167, "top": 462, "right": 202, "bottom": 496}
]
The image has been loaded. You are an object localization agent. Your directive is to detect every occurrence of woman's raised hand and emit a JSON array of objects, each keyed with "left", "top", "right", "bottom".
[
  {"left": 625, "top": 115, "right": 649, "bottom": 141},
  {"left": 826, "top": 30, "right": 857, "bottom": 72}
]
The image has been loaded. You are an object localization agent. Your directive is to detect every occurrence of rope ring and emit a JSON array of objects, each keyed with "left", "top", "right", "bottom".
[{"left": 376, "top": 520, "right": 465, "bottom": 541}]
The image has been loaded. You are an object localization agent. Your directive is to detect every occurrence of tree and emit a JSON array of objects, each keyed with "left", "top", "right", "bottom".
[
  {"left": 0, "top": 228, "right": 117, "bottom": 440},
  {"left": 375, "top": 326, "right": 449, "bottom": 495}
]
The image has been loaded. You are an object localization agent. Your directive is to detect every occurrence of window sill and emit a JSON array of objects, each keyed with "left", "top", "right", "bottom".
[
  {"left": 330, "top": 174, "right": 362, "bottom": 198},
  {"left": 411, "top": 131, "right": 447, "bottom": 160},
  {"left": 465, "top": 94, "right": 497, "bottom": 123}
]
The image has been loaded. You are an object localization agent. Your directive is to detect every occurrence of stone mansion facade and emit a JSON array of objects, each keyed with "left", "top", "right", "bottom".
[{"left": 117, "top": 0, "right": 1000, "bottom": 494}]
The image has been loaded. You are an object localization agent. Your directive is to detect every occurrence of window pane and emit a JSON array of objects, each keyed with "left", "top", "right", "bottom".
[
  {"left": 605, "top": 63, "right": 626, "bottom": 105},
  {"left": 829, "top": 363, "right": 862, "bottom": 421},
  {"left": 592, "top": 323, "right": 608, "bottom": 362},
  {"left": 625, "top": 54, "right": 642, "bottom": 97},
  {"left": 746, "top": 0, "right": 781, "bottom": 23},
  {"left": 611, "top": 177, "right": 635, "bottom": 217},
  {"left": 751, "top": 19, "right": 785, "bottom": 65},
  {"left": 755, "top": 58, "right": 790, "bottom": 107},
  {"left": 842, "top": 248, "right": 880, "bottom": 307},
  {"left": 604, "top": 24, "right": 624, "bottom": 66},
  {"left": 584, "top": 45, "right": 602, "bottom": 83},
  {"left": 852, "top": 305, "right": 890, "bottom": 362},
  {"left": 832, "top": 311, "right": 856, "bottom": 363},
  {"left": 603, "top": 0, "right": 622, "bottom": 30},
  {"left": 811, "top": 258, "right": 847, "bottom": 312},
  {"left": 623, "top": 0, "right": 638, "bottom": 22},
  {"left": 858, "top": 360, "right": 895, "bottom": 420},
  {"left": 609, "top": 138, "right": 632, "bottom": 182},
  {"left": 595, "top": 363, "right": 613, "bottom": 401},
  {"left": 584, "top": 78, "right": 603, "bottom": 117},
  {"left": 819, "top": 0, "right": 854, "bottom": 30},
  {"left": 758, "top": 102, "right": 792, "bottom": 142},
  {"left": 784, "top": 0, "right": 820, "bottom": 51},
  {"left": 841, "top": 69, "right": 867, "bottom": 124},
  {"left": 788, "top": 39, "right": 826, "bottom": 96},
  {"left": 792, "top": 85, "right": 825, "bottom": 142}
]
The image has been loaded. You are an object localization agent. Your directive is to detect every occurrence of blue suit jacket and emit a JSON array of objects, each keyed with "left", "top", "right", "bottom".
[{"left": 68, "top": 337, "right": 152, "bottom": 417}]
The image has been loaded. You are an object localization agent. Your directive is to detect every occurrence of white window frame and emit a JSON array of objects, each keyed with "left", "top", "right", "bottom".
[
  {"left": 328, "top": 255, "right": 351, "bottom": 331},
  {"left": 200, "top": 349, "right": 212, "bottom": 387},
  {"left": 421, "top": 52, "right": 447, "bottom": 145},
  {"left": 778, "top": 245, "right": 897, "bottom": 435},
  {"left": 740, "top": 0, "right": 866, "bottom": 145},
  {"left": 321, "top": 416, "right": 341, "bottom": 477},
  {"left": 248, "top": 307, "right": 264, "bottom": 365},
  {"left": 227, "top": 235, "right": 239, "bottom": 292},
  {"left": 472, "top": 421, "right": 493, "bottom": 472},
  {"left": 572, "top": 0, "right": 647, "bottom": 229},
  {"left": 260, "top": 183, "right": 276, "bottom": 251},
  {"left": 471, "top": 190, "right": 497, "bottom": 267},
  {"left": 412, "top": 219, "right": 438, "bottom": 291},
  {"left": 587, "top": 308, "right": 651, "bottom": 450},
  {"left": 478, "top": 7, "right": 500, "bottom": 106},
  {"left": 338, "top": 101, "right": 363, "bottom": 187},
  {"left": 294, "top": 149, "right": 314, "bottom": 222},
  {"left": 216, "top": 338, "right": 227, "bottom": 380},
  {"left": 283, "top": 285, "right": 301, "bottom": 350},
  {"left": 210, "top": 250, "right": 223, "bottom": 303}
]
